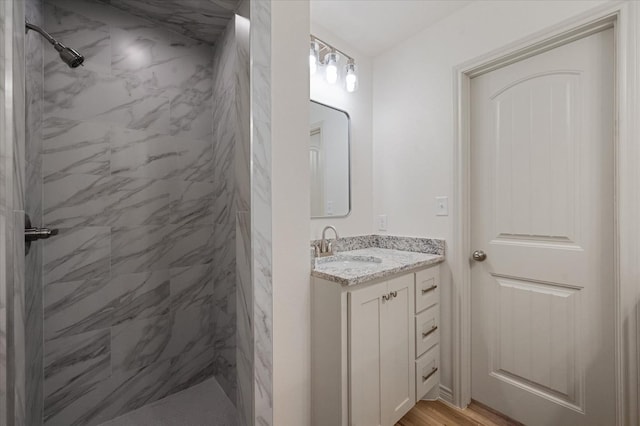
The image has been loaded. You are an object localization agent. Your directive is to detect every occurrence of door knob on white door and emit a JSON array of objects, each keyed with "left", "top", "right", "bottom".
[{"left": 472, "top": 250, "right": 487, "bottom": 262}]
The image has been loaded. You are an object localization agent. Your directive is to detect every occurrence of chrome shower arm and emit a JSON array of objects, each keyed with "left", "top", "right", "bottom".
[
  {"left": 25, "top": 20, "right": 84, "bottom": 68},
  {"left": 25, "top": 21, "right": 58, "bottom": 46}
]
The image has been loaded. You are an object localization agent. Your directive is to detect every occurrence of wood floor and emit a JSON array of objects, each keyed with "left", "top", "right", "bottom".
[{"left": 396, "top": 400, "right": 524, "bottom": 426}]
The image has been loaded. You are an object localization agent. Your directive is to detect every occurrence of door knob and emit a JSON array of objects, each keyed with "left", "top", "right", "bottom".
[{"left": 472, "top": 250, "right": 487, "bottom": 262}]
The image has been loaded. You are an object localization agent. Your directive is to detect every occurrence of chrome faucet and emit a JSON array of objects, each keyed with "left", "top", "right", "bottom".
[{"left": 316, "top": 225, "right": 339, "bottom": 257}]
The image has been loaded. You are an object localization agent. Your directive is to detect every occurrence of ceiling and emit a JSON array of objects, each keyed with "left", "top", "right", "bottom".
[
  {"left": 98, "top": 0, "right": 241, "bottom": 44},
  {"left": 311, "top": 0, "right": 473, "bottom": 57}
]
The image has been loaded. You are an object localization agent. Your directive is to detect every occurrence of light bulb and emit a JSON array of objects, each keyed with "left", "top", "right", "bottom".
[
  {"left": 325, "top": 51, "right": 338, "bottom": 84},
  {"left": 309, "top": 41, "right": 318, "bottom": 75},
  {"left": 345, "top": 60, "right": 357, "bottom": 92},
  {"left": 309, "top": 53, "right": 317, "bottom": 74}
]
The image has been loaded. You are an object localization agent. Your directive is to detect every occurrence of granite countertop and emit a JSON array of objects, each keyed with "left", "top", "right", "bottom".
[{"left": 311, "top": 247, "right": 444, "bottom": 286}]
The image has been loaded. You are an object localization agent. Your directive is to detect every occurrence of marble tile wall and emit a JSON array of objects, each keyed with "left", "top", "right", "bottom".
[
  {"left": 0, "top": 2, "right": 12, "bottom": 424},
  {"left": 25, "top": 0, "right": 45, "bottom": 424},
  {"left": 96, "top": 0, "right": 240, "bottom": 45},
  {"left": 233, "top": 15, "right": 251, "bottom": 426},
  {"left": 210, "top": 19, "right": 237, "bottom": 401},
  {"left": 250, "top": 1, "right": 273, "bottom": 425},
  {"left": 236, "top": 212, "right": 252, "bottom": 426},
  {"left": 209, "top": 13, "right": 251, "bottom": 407},
  {"left": 39, "top": 1, "right": 234, "bottom": 424},
  {"left": 12, "top": 0, "right": 28, "bottom": 424}
]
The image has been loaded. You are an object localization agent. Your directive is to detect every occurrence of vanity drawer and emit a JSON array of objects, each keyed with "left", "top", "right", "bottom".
[
  {"left": 416, "top": 344, "right": 439, "bottom": 400},
  {"left": 415, "top": 267, "right": 439, "bottom": 313},
  {"left": 415, "top": 304, "right": 439, "bottom": 357}
]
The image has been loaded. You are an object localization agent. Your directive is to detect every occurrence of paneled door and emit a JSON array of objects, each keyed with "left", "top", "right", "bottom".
[{"left": 470, "top": 28, "right": 615, "bottom": 425}]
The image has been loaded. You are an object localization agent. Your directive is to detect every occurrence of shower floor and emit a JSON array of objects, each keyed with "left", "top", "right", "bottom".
[{"left": 98, "top": 378, "right": 238, "bottom": 426}]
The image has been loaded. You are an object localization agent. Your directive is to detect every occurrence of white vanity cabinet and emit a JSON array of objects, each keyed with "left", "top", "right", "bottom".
[
  {"left": 350, "top": 274, "right": 415, "bottom": 426},
  {"left": 311, "top": 264, "right": 441, "bottom": 426},
  {"left": 414, "top": 267, "right": 441, "bottom": 400}
]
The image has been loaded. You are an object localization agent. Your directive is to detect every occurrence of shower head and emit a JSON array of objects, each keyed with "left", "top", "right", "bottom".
[
  {"left": 54, "top": 43, "right": 85, "bottom": 68},
  {"left": 26, "top": 21, "right": 84, "bottom": 69}
]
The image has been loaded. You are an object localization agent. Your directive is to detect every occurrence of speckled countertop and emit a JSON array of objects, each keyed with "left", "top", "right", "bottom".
[{"left": 312, "top": 247, "right": 444, "bottom": 286}]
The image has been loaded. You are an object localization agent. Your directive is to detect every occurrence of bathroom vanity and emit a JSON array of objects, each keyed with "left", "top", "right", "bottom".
[{"left": 311, "top": 245, "right": 444, "bottom": 426}]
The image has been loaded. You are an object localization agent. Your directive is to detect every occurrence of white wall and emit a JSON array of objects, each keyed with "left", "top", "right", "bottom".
[
  {"left": 310, "top": 22, "right": 373, "bottom": 239},
  {"left": 271, "top": 0, "right": 311, "bottom": 425},
  {"left": 372, "top": 0, "right": 611, "bottom": 394}
]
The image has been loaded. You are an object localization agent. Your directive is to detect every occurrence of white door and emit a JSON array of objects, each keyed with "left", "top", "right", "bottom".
[{"left": 470, "top": 28, "right": 614, "bottom": 425}]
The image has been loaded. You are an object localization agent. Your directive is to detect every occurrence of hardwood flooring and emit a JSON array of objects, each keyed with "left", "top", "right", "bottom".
[{"left": 396, "top": 400, "right": 524, "bottom": 426}]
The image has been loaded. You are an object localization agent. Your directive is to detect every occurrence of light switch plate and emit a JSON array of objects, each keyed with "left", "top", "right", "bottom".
[
  {"left": 435, "top": 196, "right": 448, "bottom": 216},
  {"left": 378, "top": 214, "right": 388, "bottom": 231}
]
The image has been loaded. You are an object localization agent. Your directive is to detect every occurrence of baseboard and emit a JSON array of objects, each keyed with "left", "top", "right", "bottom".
[{"left": 438, "top": 385, "right": 454, "bottom": 405}]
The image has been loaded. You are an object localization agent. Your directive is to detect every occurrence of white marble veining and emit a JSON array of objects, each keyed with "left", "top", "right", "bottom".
[
  {"left": 97, "top": 378, "right": 237, "bottom": 426},
  {"left": 0, "top": 2, "right": 19, "bottom": 423},
  {"left": 12, "top": 212, "right": 26, "bottom": 426},
  {"left": 11, "top": 1, "right": 28, "bottom": 424},
  {"left": 44, "top": 2, "right": 111, "bottom": 74},
  {"left": 235, "top": 212, "right": 251, "bottom": 426},
  {"left": 251, "top": 1, "right": 272, "bottom": 425},
  {"left": 0, "top": 3, "right": 9, "bottom": 423},
  {"left": 39, "top": 2, "right": 233, "bottom": 424},
  {"left": 233, "top": 16, "right": 251, "bottom": 424},
  {"left": 0, "top": 0, "right": 253, "bottom": 424},
  {"left": 97, "top": 0, "right": 240, "bottom": 45},
  {"left": 235, "top": 16, "right": 250, "bottom": 214},
  {"left": 25, "top": 0, "right": 45, "bottom": 424},
  {"left": 312, "top": 248, "right": 445, "bottom": 286}
]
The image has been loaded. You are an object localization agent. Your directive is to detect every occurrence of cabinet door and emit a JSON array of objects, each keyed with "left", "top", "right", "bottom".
[
  {"left": 381, "top": 274, "right": 416, "bottom": 425},
  {"left": 349, "top": 281, "right": 386, "bottom": 426}
]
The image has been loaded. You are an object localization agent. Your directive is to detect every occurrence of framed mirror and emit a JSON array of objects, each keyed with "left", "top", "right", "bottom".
[{"left": 310, "top": 100, "right": 351, "bottom": 218}]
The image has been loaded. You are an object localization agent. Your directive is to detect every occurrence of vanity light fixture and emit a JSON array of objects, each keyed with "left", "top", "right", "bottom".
[
  {"left": 325, "top": 50, "right": 339, "bottom": 84},
  {"left": 309, "top": 41, "right": 319, "bottom": 75},
  {"left": 310, "top": 35, "right": 357, "bottom": 92},
  {"left": 345, "top": 58, "right": 357, "bottom": 92}
]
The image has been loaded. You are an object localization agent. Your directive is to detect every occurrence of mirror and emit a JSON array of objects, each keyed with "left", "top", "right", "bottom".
[{"left": 310, "top": 100, "right": 351, "bottom": 218}]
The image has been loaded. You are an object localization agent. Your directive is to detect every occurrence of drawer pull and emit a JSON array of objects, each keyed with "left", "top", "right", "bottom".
[
  {"left": 422, "top": 325, "right": 438, "bottom": 338},
  {"left": 383, "top": 291, "right": 398, "bottom": 302},
  {"left": 422, "top": 367, "right": 438, "bottom": 382},
  {"left": 421, "top": 285, "right": 438, "bottom": 295}
]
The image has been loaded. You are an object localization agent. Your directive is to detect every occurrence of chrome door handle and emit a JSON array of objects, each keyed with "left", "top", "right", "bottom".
[{"left": 472, "top": 250, "right": 487, "bottom": 262}]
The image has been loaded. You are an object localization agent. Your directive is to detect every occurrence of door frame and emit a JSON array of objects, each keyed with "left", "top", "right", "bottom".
[{"left": 452, "top": 2, "right": 640, "bottom": 425}]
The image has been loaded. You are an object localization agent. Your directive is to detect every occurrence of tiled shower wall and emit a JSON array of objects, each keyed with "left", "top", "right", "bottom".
[
  {"left": 39, "top": 0, "right": 240, "bottom": 424},
  {"left": 210, "top": 15, "right": 250, "bottom": 404},
  {"left": 25, "top": 0, "right": 45, "bottom": 424}
]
